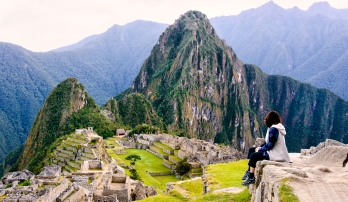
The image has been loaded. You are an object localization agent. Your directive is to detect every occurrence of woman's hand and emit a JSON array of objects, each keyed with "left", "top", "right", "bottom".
[{"left": 255, "top": 146, "right": 261, "bottom": 152}]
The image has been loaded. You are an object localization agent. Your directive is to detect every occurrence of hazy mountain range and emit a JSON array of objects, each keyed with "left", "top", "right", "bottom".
[
  {"left": 0, "top": 21, "right": 167, "bottom": 161},
  {"left": 4, "top": 11, "right": 348, "bottom": 175},
  {"left": 1, "top": 1, "right": 348, "bottom": 162},
  {"left": 210, "top": 1, "right": 348, "bottom": 100}
]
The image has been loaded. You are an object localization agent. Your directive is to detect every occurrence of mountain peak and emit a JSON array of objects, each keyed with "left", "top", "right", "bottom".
[
  {"left": 308, "top": 1, "right": 332, "bottom": 11},
  {"left": 262, "top": 0, "right": 282, "bottom": 9},
  {"left": 171, "top": 10, "right": 212, "bottom": 33}
]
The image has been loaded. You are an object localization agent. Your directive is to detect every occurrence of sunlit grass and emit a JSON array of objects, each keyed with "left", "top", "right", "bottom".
[
  {"left": 111, "top": 148, "right": 180, "bottom": 191},
  {"left": 205, "top": 160, "right": 248, "bottom": 191},
  {"left": 180, "top": 178, "right": 203, "bottom": 199},
  {"left": 139, "top": 185, "right": 251, "bottom": 202},
  {"left": 279, "top": 178, "right": 299, "bottom": 202}
]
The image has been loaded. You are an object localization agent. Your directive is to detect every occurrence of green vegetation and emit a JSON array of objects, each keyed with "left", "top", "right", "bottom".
[
  {"left": 125, "top": 154, "right": 142, "bottom": 161},
  {"left": 0, "top": 145, "right": 24, "bottom": 177},
  {"left": 279, "top": 179, "right": 300, "bottom": 202},
  {"left": 104, "top": 94, "right": 164, "bottom": 129},
  {"left": 205, "top": 160, "right": 248, "bottom": 191},
  {"left": 180, "top": 179, "right": 203, "bottom": 198},
  {"left": 110, "top": 148, "right": 179, "bottom": 191},
  {"left": 5, "top": 184, "right": 12, "bottom": 189},
  {"left": 155, "top": 142, "right": 173, "bottom": 151},
  {"left": 175, "top": 157, "right": 192, "bottom": 178},
  {"left": 0, "top": 21, "right": 167, "bottom": 164},
  {"left": 128, "top": 124, "right": 161, "bottom": 137},
  {"left": 129, "top": 168, "right": 141, "bottom": 180},
  {"left": 140, "top": 183, "right": 251, "bottom": 202},
  {"left": 2, "top": 78, "right": 118, "bottom": 175},
  {"left": 17, "top": 180, "right": 31, "bottom": 187},
  {"left": 139, "top": 158, "right": 251, "bottom": 202}
]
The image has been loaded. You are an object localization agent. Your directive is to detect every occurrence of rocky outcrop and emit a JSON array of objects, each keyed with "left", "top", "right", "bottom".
[
  {"left": 249, "top": 160, "right": 292, "bottom": 202},
  {"left": 301, "top": 139, "right": 348, "bottom": 156},
  {"left": 250, "top": 143, "right": 348, "bottom": 201},
  {"left": 307, "top": 146, "right": 348, "bottom": 167}
]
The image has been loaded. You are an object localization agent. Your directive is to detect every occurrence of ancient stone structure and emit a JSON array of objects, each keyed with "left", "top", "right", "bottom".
[
  {"left": 248, "top": 139, "right": 348, "bottom": 202},
  {"left": 36, "top": 165, "right": 61, "bottom": 179},
  {"left": 0, "top": 128, "right": 157, "bottom": 202}
]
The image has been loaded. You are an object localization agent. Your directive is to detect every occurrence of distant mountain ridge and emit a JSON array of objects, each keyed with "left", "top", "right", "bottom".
[
  {"left": 210, "top": 1, "right": 348, "bottom": 100},
  {"left": 0, "top": 20, "right": 167, "bottom": 162},
  {"left": 2, "top": 1, "right": 348, "bottom": 164}
]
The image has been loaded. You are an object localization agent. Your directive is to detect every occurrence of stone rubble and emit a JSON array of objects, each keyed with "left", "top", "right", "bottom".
[{"left": 0, "top": 128, "right": 157, "bottom": 202}]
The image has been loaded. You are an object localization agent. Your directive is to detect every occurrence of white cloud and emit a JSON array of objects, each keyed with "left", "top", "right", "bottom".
[{"left": 0, "top": 0, "right": 347, "bottom": 51}]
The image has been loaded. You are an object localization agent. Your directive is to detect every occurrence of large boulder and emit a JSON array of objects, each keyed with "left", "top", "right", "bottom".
[{"left": 307, "top": 146, "right": 348, "bottom": 167}]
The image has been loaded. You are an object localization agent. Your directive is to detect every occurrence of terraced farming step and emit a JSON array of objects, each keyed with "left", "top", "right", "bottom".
[
  {"left": 149, "top": 145, "right": 169, "bottom": 160},
  {"left": 54, "top": 156, "right": 66, "bottom": 163},
  {"left": 163, "top": 160, "right": 175, "bottom": 169},
  {"left": 63, "top": 140, "right": 80, "bottom": 148},
  {"left": 67, "top": 161, "right": 81, "bottom": 170},
  {"left": 67, "top": 137, "right": 86, "bottom": 144},
  {"left": 54, "top": 151, "right": 74, "bottom": 159},
  {"left": 154, "top": 142, "right": 174, "bottom": 155},
  {"left": 59, "top": 149, "right": 74, "bottom": 156},
  {"left": 168, "top": 155, "right": 182, "bottom": 164},
  {"left": 81, "top": 153, "right": 95, "bottom": 159}
]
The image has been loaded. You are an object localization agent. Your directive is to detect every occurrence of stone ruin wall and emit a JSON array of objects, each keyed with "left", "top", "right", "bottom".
[
  {"left": 88, "top": 160, "right": 104, "bottom": 169},
  {"left": 118, "top": 140, "right": 149, "bottom": 150},
  {"left": 64, "top": 187, "right": 85, "bottom": 202},
  {"left": 125, "top": 133, "right": 242, "bottom": 166},
  {"left": 37, "top": 179, "right": 69, "bottom": 202},
  {"left": 93, "top": 194, "right": 118, "bottom": 202},
  {"left": 102, "top": 175, "right": 130, "bottom": 202}
]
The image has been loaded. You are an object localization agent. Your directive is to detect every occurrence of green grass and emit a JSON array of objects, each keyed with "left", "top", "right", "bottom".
[
  {"left": 153, "top": 175, "right": 181, "bottom": 187},
  {"left": 105, "top": 137, "right": 125, "bottom": 149},
  {"left": 194, "top": 188, "right": 251, "bottom": 202},
  {"left": 169, "top": 155, "right": 182, "bottom": 162},
  {"left": 139, "top": 186, "right": 251, "bottom": 202},
  {"left": 155, "top": 142, "right": 173, "bottom": 151},
  {"left": 117, "top": 149, "right": 178, "bottom": 190},
  {"left": 205, "top": 160, "right": 248, "bottom": 191},
  {"left": 180, "top": 179, "right": 203, "bottom": 199},
  {"left": 279, "top": 179, "right": 300, "bottom": 202},
  {"left": 150, "top": 145, "right": 168, "bottom": 156},
  {"left": 139, "top": 193, "right": 184, "bottom": 202}
]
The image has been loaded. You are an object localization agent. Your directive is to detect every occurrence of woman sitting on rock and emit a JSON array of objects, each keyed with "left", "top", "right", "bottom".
[{"left": 242, "top": 110, "right": 291, "bottom": 186}]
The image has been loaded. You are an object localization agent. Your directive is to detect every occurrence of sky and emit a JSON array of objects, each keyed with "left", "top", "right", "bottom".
[{"left": 1, "top": 0, "right": 348, "bottom": 52}]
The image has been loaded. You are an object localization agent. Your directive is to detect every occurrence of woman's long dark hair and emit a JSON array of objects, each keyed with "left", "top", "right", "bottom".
[{"left": 264, "top": 111, "right": 282, "bottom": 128}]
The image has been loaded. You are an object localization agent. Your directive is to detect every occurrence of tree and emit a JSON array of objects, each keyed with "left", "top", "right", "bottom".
[
  {"left": 125, "top": 154, "right": 141, "bottom": 166},
  {"left": 129, "top": 168, "right": 141, "bottom": 180},
  {"left": 175, "top": 157, "right": 191, "bottom": 178},
  {"left": 125, "top": 154, "right": 141, "bottom": 161}
]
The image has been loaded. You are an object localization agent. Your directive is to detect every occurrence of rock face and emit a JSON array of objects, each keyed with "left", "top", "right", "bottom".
[
  {"left": 119, "top": 10, "right": 348, "bottom": 152},
  {"left": 301, "top": 139, "right": 348, "bottom": 156},
  {"left": 129, "top": 10, "right": 261, "bottom": 149},
  {"left": 307, "top": 146, "right": 348, "bottom": 167},
  {"left": 250, "top": 141, "right": 348, "bottom": 201}
]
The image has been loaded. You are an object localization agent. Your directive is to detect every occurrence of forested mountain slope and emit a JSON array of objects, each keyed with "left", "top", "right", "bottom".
[
  {"left": 122, "top": 10, "right": 348, "bottom": 152},
  {"left": 0, "top": 21, "right": 167, "bottom": 162}
]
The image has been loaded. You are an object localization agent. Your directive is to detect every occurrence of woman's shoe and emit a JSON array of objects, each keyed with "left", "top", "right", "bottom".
[
  {"left": 242, "top": 176, "right": 255, "bottom": 186},
  {"left": 241, "top": 170, "right": 250, "bottom": 180}
]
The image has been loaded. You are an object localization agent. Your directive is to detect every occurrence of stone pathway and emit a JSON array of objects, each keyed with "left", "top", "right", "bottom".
[
  {"left": 212, "top": 187, "right": 245, "bottom": 194},
  {"left": 308, "top": 182, "right": 348, "bottom": 202}
]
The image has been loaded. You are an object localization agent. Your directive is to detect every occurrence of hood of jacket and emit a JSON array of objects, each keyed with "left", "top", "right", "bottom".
[{"left": 271, "top": 123, "right": 286, "bottom": 136}]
